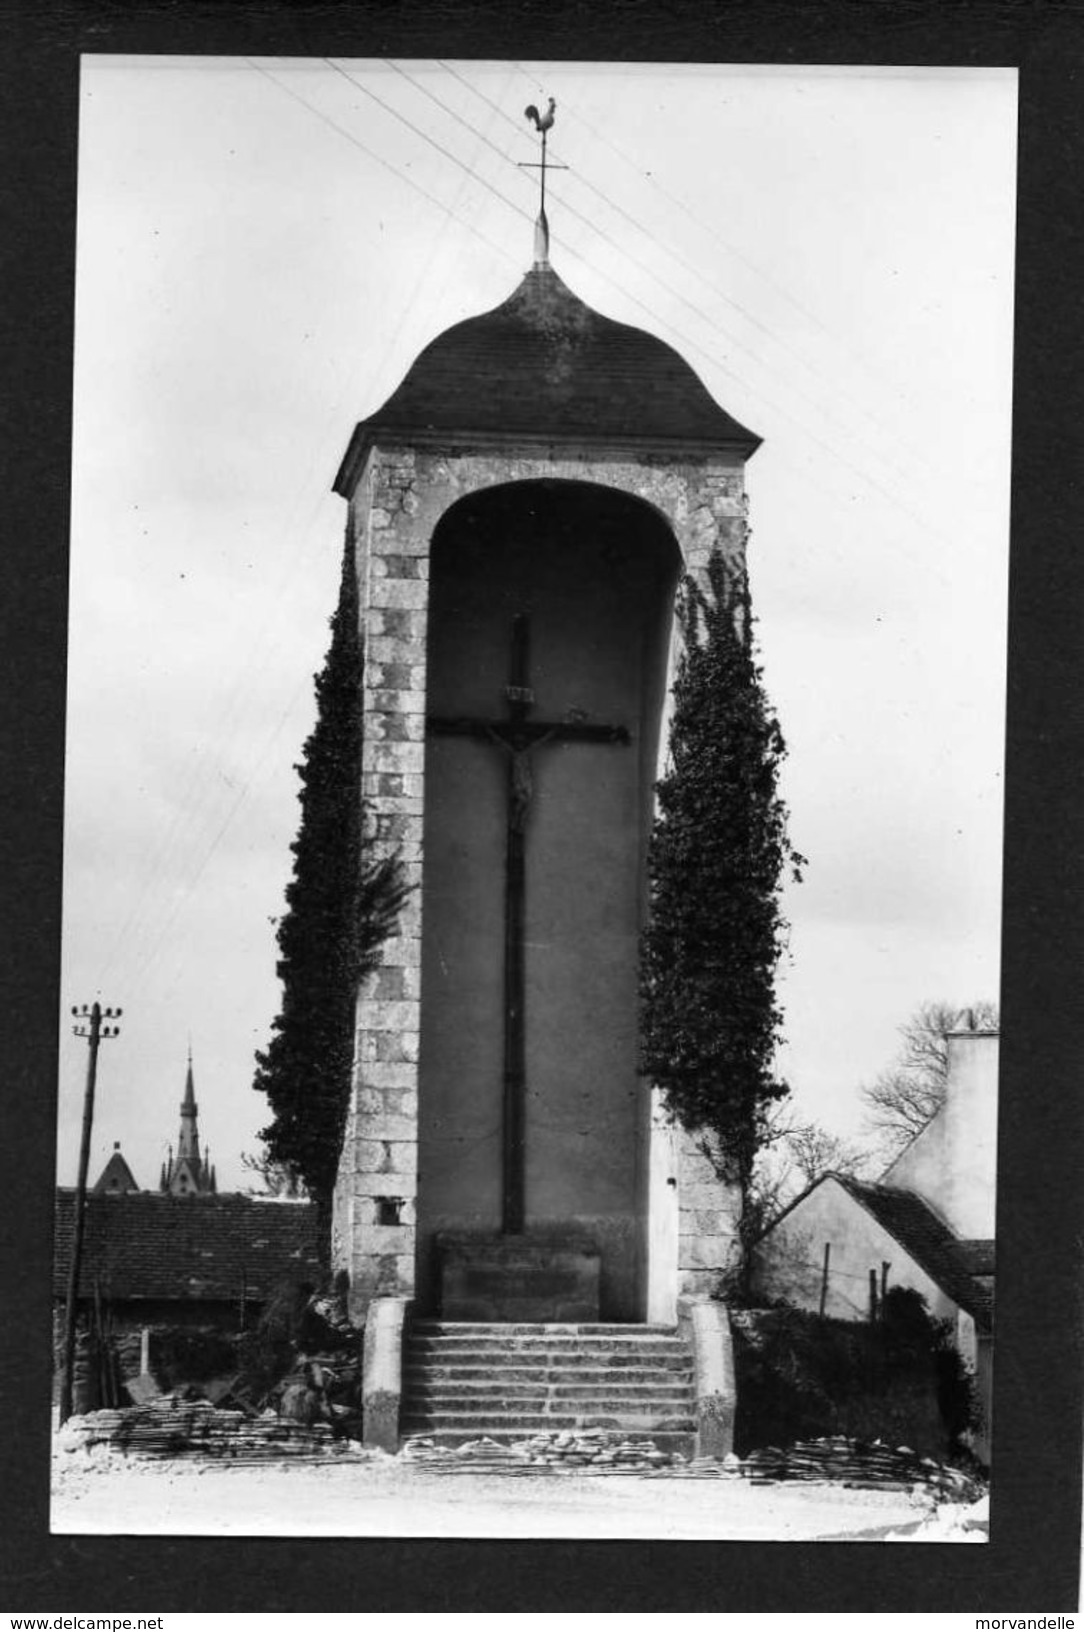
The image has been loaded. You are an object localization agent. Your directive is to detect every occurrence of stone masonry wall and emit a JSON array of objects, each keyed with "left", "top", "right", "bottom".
[
  {"left": 334, "top": 441, "right": 750, "bottom": 1321},
  {"left": 676, "top": 1129, "right": 745, "bottom": 1304}
]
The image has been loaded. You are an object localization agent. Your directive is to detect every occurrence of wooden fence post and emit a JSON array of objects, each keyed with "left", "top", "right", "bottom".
[{"left": 819, "top": 1242, "right": 831, "bottom": 1316}]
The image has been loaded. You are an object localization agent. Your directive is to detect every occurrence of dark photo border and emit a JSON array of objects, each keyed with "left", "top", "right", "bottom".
[{"left": 2, "top": 0, "right": 1081, "bottom": 1612}]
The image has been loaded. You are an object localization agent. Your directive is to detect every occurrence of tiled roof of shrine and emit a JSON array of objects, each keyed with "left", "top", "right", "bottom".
[{"left": 335, "top": 263, "right": 760, "bottom": 490}]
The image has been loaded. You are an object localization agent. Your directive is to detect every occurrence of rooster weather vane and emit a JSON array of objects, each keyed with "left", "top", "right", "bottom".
[{"left": 520, "top": 97, "right": 566, "bottom": 264}]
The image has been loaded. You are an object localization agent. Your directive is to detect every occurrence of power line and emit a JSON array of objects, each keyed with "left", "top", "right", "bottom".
[
  {"left": 96, "top": 60, "right": 513, "bottom": 993},
  {"left": 119, "top": 62, "right": 946, "bottom": 964},
  {"left": 513, "top": 59, "right": 975, "bottom": 495},
  {"left": 426, "top": 63, "right": 964, "bottom": 555},
  {"left": 268, "top": 61, "right": 965, "bottom": 568},
  {"left": 250, "top": 60, "right": 524, "bottom": 278},
  {"left": 445, "top": 57, "right": 928, "bottom": 492},
  {"left": 123, "top": 652, "right": 320, "bottom": 993},
  {"left": 98, "top": 69, "right": 529, "bottom": 995},
  {"left": 90, "top": 61, "right": 980, "bottom": 1004},
  {"left": 323, "top": 58, "right": 539, "bottom": 246},
  {"left": 91, "top": 490, "right": 333, "bottom": 992}
]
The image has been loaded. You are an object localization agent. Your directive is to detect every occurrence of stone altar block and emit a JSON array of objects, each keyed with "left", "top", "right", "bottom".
[{"left": 436, "top": 1231, "right": 601, "bottom": 1322}]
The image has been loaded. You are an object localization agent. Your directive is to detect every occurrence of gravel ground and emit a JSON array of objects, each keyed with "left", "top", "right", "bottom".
[{"left": 50, "top": 1440, "right": 985, "bottom": 1541}]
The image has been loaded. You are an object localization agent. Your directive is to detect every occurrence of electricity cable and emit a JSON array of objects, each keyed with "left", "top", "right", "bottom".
[{"left": 442, "top": 57, "right": 942, "bottom": 499}]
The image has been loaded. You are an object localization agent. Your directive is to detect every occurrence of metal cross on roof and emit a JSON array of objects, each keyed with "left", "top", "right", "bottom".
[{"left": 519, "top": 97, "right": 568, "bottom": 264}]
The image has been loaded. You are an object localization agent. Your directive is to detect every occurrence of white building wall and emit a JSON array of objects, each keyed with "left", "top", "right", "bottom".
[
  {"left": 752, "top": 1178, "right": 975, "bottom": 1364},
  {"left": 646, "top": 1092, "right": 680, "bottom": 1322},
  {"left": 884, "top": 1029, "right": 999, "bottom": 1239}
]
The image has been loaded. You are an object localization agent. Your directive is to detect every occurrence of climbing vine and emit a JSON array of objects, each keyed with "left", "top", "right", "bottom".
[
  {"left": 254, "top": 530, "right": 409, "bottom": 1266},
  {"left": 639, "top": 545, "right": 803, "bottom": 1198}
]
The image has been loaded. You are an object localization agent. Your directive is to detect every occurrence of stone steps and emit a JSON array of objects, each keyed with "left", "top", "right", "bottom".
[
  {"left": 409, "top": 1341, "right": 690, "bottom": 1360},
  {"left": 408, "top": 1401, "right": 695, "bottom": 1419},
  {"left": 406, "top": 1352, "right": 693, "bottom": 1371},
  {"left": 406, "top": 1383, "right": 695, "bottom": 1410},
  {"left": 400, "top": 1320, "right": 698, "bottom": 1456},
  {"left": 409, "top": 1334, "right": 689, "bottom": 1348},
  {"left": 405, "top": 1362, "right": 693, "bottom": 1381},
  {"left": 401, "top": 1412, "right": 696, "bottom": 1434},
  {"left": 411, "top": 1322, "right": 678, "bottom": 1335}
]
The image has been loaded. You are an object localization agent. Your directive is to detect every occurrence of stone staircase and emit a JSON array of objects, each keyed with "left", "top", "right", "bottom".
[{"left": 400, "top": 1322, "right": 698, "bottom": 1456}]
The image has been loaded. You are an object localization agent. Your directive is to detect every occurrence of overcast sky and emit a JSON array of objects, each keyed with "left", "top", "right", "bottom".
[{"left": 57, "top": 59, "right": 1016, "bottom": 1191}]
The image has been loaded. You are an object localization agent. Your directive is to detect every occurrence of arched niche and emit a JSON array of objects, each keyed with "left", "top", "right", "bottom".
[{"left": 416, "top": 478, "right": 681, "bottom": 1320}]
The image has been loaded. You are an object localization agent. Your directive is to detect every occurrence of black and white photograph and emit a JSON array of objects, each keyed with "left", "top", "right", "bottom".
[{"left": 50, "top": 56, "right": 1016, "bottom": 1548}]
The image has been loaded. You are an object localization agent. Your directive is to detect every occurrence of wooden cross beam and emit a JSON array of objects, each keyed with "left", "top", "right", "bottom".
[{"left": 427, "top": 614, "right": 629, "bottom": 1234}]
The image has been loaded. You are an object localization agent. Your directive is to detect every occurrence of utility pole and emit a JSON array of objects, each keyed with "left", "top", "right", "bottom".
[{"left": 59, "top": 1001, "right": 121, "bottom": 1426}]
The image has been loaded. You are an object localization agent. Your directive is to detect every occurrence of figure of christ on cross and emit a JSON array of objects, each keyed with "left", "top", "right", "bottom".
[{"left": 426, "top": 613, "right": 630, "bottom": 1235}]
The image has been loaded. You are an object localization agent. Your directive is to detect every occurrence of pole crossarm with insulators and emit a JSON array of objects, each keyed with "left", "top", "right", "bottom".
[{"left": 59, "top": 1001, "right": 122, "bottom": 1426}]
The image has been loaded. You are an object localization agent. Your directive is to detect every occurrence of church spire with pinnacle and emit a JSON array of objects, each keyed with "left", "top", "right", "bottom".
[
  {"left": 177, "top": 1042, "right": 201, "bottom": 1164},
  {"left": 160, "top": 1044, "right": 214, "bottom": 1195}
]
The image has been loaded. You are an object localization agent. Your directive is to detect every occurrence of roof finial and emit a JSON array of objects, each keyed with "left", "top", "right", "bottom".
[{"left": 521, "top": 98, "right": 565, "bottom": 268}]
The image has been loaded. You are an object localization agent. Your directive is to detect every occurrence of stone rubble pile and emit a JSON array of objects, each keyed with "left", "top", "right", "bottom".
[
  {"left": 57, "top": 1394, "right": 368, "bottom": 1465},
  {"left": 402, "top": 1426, "right": 682, "bottom": 1475},
  {"left": 739, "top": 1436, "right": 983, "bottom": 1499},
  {"left": 55, "top": 1400, "right": 984, "bottom": 1503},
  {"left": 401, "top": 1428, "right": 984, "bottom": 1501}
]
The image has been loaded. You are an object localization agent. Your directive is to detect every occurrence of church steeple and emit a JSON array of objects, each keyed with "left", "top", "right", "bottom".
[
  {"left": 177, "top": 1044, "right": 200, "bottom": 1164},
  {"left": 160, "top": 1046, "right": 215, "bottom": 1196}
]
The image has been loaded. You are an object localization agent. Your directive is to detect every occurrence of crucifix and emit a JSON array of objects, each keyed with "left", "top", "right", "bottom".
[{"left": 427, "top": 613, "right": 629, "bottom": 1235}]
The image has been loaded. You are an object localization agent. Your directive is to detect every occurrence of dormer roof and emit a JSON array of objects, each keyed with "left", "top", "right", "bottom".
[{"left": 92, "top": 1145, "right": 140, "bottom": 1196}]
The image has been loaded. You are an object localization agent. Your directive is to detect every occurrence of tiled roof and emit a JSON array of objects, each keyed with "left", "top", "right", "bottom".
[
  {"left": 840, "top": 1179, "right": 994, "bottom": 1332},
  {"left": 335, "top": 264, "right": 760, "bottom": 490},
  {"left": 92, "top": 1150, "right": 140, "bottom": 1196},
  {"left": 957, "top": 1239, "right": 996, "bottom": 1276},
  {"left": 53, "top": 1191, "right": 322, "bottom": 1304}
]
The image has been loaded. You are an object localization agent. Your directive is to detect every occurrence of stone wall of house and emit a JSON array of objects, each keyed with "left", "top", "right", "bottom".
[{"left": 334, "top": 441, "right": 750, "bottom": 1321}]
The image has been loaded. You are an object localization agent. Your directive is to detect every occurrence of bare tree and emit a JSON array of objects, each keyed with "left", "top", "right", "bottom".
[
  {"left": 744, "top": 1106, "right": 872, "bottom": 1240},
  {"left": 860, "top": 999, "right": 999, "bottom": 1153},
  {"left": 241, "top": 1149, "right": 308, "bottom": 1199},
  {"left": 784, "top": 1120, "right": 870, "bottom": 1187}
]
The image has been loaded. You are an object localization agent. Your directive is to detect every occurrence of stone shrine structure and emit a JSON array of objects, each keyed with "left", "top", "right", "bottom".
[{"left": 331, "top": 209, "right": 760, "bottom": 1330}]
